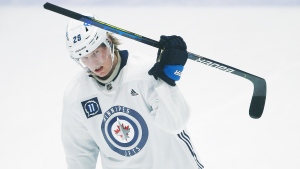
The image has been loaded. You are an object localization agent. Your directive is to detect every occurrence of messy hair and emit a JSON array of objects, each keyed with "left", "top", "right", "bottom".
[{"left": 107, "top": 32, "right": 121, "bottom": 56}]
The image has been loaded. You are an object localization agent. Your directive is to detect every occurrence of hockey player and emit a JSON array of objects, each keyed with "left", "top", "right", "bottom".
[{"left": 62, "top": 14, "right": 204, "bottom": 169}]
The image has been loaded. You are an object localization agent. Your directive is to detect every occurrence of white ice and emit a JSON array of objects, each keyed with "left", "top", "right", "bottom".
[{"left": 0, "top": 4, "right": 299, "bottom": 169}]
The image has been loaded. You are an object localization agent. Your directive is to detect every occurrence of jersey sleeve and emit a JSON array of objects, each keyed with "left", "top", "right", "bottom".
[
  {"left": 147, "top": 79, "right": 191, "bottom": 134},
  {"left": 61, "top": 97, "right": 100, "bottom": 169}
]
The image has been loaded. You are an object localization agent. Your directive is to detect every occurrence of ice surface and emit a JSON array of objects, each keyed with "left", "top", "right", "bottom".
[{"left": 0, "top": 5, "right": 299, "bottom": 169}]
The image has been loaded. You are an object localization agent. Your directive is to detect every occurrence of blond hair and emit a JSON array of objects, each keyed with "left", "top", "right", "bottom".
[{"left": 107, "top": 32, "right": 121, "bottom": 56}]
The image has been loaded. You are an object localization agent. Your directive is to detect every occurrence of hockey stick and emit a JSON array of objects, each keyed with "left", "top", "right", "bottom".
[{"left": 43, "top": 2, "right": 266, "bottom": 119}]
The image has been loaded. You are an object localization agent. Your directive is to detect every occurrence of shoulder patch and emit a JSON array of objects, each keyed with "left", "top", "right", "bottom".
[{"left": 81, "top": 97, "right": 102, "bottom": 118}]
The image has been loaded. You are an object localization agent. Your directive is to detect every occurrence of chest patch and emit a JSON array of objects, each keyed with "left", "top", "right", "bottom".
[
  {"left": 81, "top": 97, "right": 102, "bottom": 118},
  {"left": 101, "top": 105, "right": 149, "bottom": 157}
]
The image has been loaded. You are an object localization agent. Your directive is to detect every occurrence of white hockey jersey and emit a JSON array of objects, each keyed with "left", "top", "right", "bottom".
[{"left": 62, "top": 50, "right": 204, "bottom": 169}]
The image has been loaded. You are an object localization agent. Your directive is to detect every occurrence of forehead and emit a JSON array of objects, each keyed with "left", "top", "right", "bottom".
[{"left": 83, "top": 43, "right": 107, "bottom": 57}]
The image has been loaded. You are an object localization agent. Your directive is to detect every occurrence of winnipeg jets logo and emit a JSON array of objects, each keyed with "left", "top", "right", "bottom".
[
  {"left": 101, "top": 106, "right": 148, "bottom": 157},
  {"left": 114, "top": 117, "right": 131, "bottom": 141}
]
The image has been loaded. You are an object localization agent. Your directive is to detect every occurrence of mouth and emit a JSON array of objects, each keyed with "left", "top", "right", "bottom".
[{"left": 95, "top": 66, "right": 103, "bottom": 73}]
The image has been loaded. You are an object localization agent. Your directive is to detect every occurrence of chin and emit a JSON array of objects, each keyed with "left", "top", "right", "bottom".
[
  {"left": 98, "top": 72, "right": 109, "bottom": 78},
  {"left": 97, "top": 73, "right": 106, "bottom": 77}
]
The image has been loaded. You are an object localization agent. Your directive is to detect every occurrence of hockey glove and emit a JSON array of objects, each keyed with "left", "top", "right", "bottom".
[{"left": 148, "top": 35, "right": 188, "bottom": 86}]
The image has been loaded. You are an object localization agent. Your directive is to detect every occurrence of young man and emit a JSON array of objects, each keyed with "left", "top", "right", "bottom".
[{"left": 62, "top": 14, "right": 204, "bottom": 169}]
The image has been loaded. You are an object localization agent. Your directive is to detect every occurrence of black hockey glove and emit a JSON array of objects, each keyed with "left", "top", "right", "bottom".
[{"left": 148, "top": 35, "right": 188, "bottom": 86}]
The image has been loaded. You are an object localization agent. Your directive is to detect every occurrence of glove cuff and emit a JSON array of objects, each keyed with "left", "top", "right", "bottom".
[
  {"left": 148, "top": 63, "right": 176, "bottom": 86},
  {"left": 163, "top": 65, "right": 183, "bottom": 81}
]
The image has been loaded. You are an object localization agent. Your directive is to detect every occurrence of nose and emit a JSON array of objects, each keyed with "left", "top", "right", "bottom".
[{"left": 89, "top": 53, "right": 104, "bottom": 66}]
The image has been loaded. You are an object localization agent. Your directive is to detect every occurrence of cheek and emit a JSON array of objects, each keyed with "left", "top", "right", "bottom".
[
  {"left": 98, "top": 50, "right": 110, "bottom": 63},
  {"left": 103, "top": 53, "right": 112, "bottom": 65}
]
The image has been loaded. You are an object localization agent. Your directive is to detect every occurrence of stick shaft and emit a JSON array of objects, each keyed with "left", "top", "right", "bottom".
[{"left": 43, "top": 2, "right": 266, "bottom": 119}]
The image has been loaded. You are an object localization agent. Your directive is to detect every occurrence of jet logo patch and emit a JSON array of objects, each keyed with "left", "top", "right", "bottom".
[{"left": 101, "top": 106, "right": 148, "bottom": 157}]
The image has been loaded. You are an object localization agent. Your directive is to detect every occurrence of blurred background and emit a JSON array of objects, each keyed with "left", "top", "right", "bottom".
[
  {"left": 1, "top": 0, "right": 300, "bottom": 6},
  {"left": 0, "top": 0, "right": 300, "bottom": 168}
]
